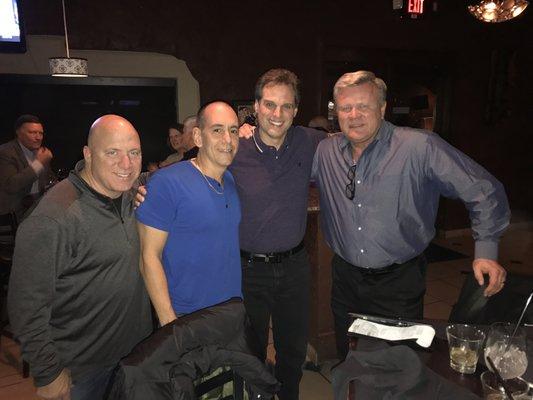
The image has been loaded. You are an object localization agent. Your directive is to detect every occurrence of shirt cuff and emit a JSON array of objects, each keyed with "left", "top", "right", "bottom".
[
  {"left": 474, "top": 241, "right": 499, "bottom": 261},
  {"left": 30, "top": 159, "right": 44, "bottom": 175}
]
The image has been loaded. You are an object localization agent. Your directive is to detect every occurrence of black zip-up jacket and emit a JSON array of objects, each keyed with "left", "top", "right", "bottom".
[
  {"left": 110, "top": 298, "right": 280, "bottom": 400},
  {"left": 8, "top": 166, "right": 153, "bottom": 386}
]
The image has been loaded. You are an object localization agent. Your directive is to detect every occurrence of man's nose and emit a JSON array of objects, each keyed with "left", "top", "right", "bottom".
[
  {"left": 119, "top": 154, "right": 132, "bottom": 168},
  {"left": 222, "top": 130, "right": 232, "bottom": 143},
  {"left": 349, "top": 107, "right": 361, "bottom": 118}
]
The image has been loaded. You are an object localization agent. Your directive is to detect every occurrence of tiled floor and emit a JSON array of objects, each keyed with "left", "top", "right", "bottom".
[{"left": 1, "top": 222, "right": 531, "bottom": 399}]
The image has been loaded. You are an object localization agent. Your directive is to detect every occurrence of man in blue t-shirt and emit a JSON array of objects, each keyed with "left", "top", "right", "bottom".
[{"left": 136, "top": 101, "right": 242, "bottom": 324}]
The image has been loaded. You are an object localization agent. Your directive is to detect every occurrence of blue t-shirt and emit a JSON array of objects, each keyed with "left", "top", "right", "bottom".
[{"left": 136, "top": 161, "right": 242, "bottom": 314}]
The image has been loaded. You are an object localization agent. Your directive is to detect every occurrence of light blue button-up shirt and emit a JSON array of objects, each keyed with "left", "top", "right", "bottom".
[{"left": 312, "top": 120, "right": 510, "bottom": 268}]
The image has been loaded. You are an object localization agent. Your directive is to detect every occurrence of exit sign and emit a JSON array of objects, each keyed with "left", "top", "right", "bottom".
[
  {"left": 393, "top": 0, "right": 436, "bottom": 19},
  {"left": 408, "top": 0, "right": 424, "bottom": 14}
]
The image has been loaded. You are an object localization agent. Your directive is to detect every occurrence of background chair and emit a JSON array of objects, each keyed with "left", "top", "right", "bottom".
[
  {"left": 449, "top": 271, "right": 533, "bottom": 324},
  {"left": 194, "top": 368, "right": 244, "bottom": 400},
  {"left": 0, "top": 212, "right": 29, "bottom": 378}
]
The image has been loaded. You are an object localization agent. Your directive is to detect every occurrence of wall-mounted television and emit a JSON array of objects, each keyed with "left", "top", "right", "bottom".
[{"left": 0, "top": 0, "right": 26, "bottom": 53}]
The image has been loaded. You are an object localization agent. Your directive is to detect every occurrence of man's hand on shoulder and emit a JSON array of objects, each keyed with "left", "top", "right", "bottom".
[
  {"left": 36, "top": 147, "right": 53, "bottom": 166},
  {"left": 472, "top": 258, "right": 507, "bottom": 297},
  {"left": 239, "top": 123, "right": 255, "bottom": 139},
  {"left": 134, "top": 185, "right": 147, "bottom": 208},
  {"left": 36, "top": 368, "right": 71, "bottom": 400}
]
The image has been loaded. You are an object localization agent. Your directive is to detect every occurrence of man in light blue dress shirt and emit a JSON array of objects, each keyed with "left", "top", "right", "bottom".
[{"left": 312, "top": 71, "right": 510, "bottom": 358}]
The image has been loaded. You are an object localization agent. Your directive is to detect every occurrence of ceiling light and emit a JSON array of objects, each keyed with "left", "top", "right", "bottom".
[
  {"left": 48, "top": 0, "right": 88, "bottom": 77},
  {"left": 468, "top": 0, "right": 529, "bottom": 22}
]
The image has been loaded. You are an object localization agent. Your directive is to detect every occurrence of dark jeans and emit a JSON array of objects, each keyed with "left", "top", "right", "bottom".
[
  {"left": 242, "top": 248, "right": 310, "bottom": 400},
  {"left": 70, "top": 365, "right": 116, "bottom": 400},
  {"left": 331, "top": 254, "right": 426, "bottom": 360}
]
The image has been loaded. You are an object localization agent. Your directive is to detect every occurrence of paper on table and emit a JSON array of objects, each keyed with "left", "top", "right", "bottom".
[{"left": 349, "top": 318, "right": 436, "bottom": 348}]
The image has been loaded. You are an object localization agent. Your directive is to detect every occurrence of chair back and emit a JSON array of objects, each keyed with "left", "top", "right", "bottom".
[
  {"left": 0, "top": 213, "right": 18, "bottom": 266},
  {"left": 450, "top": 272, "right": 533, "bottom": 324}
]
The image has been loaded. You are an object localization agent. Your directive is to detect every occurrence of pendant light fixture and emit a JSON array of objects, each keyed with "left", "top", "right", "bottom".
[
  {"left": 49, "top": 0, "right": 88, "bottom": 77},
  {"left": 468, "top": 0, "right": 529, "bottom": 23}
]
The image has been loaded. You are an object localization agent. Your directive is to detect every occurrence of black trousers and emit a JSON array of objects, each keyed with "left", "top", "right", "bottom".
[
  {"left": 331, "top": 253, "right": 426, "bottom": 360},
  {"left": 241, "top": 248, "right": 310, "bottom": 400}
]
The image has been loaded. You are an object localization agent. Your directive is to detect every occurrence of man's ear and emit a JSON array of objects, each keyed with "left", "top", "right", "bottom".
[
  {"left": 254, "top": 100, "right": 259, "bottom": 114},
  {"left": 82, "top": 146, "right": 91, "bottom": 163},
  {"left": 192, "top": 127, "right": 203, "bottom": 148},
  {"left": 380, "top": 102, "right": 387, "bottom": 119}
]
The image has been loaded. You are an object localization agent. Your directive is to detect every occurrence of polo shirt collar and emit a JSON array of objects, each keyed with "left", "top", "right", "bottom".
[{"left": 254, "top": 125, "right": 294, "bottom": 156}]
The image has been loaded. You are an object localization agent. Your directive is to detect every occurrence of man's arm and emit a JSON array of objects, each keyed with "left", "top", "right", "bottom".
[
  {"left": 0, "top": 151, "right": 39, "bottom": 194},
  {"left": 0, "top": 146, "right": 53, "bottom": 193},
  {"left": 425, "top": 133, "right": 510, "bottom": 296},
  {"left": 7, "top": 216, "right": 70, "bottom": 396},
  {"left": 137, "top": 222, "right": 177, "bottom": 325}
]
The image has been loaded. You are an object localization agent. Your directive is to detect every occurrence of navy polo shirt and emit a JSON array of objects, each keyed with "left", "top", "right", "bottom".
[{"left": 229, "top": 126, "right": 324, "bottom": 253}]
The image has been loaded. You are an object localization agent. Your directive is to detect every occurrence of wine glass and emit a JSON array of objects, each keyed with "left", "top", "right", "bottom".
[{"left": 484, "top": 322, "right": 528, "bottom": 380}]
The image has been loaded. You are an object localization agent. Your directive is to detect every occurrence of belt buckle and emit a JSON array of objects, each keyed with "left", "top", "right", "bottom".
[{"left": 264, "top": 255, "right": 270, "bottom": 262}]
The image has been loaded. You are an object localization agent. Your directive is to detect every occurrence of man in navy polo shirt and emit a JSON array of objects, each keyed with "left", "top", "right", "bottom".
[
  {"left": 230, "top": 69, "right": 326, "bottom": 400},
  {"left": 136, "top": 101, "right": 242, "bottom": 324}
]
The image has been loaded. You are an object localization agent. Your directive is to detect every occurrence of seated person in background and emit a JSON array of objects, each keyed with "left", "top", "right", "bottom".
[
  {"left": 159, "top": 122, "right": 185, "bottom": 168},
  {"left": 8, "top": 114, "right": 153, "bottom": 400},
  {"left": 181, "top": 115, "right": 200, "bottom": 161},
  {"left": 0, "top": 114, "right": 55, "bottom": 220},
  {"left": 136, "top": 101, "right": 241, "bottom": 324},
  {"left": 308, "top": 115, "right": 330, "bottom": 133},
  {"left": 146, "top": 161, "right": 159, "bottom": 172}
]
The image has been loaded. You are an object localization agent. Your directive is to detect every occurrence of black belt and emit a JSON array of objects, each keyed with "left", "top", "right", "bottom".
[
  {"left": 350, "top": 254, "right": 423, "bottom": 275},
  {"left": 240, "top": 241, "right": 305, "bottom": 263}
]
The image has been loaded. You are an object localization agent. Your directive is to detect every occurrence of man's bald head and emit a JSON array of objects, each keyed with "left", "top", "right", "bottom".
[
  {"left": 192, "top": 101, "right": 239, "bottom": 176},
  {"left": 87, "top": 115, "right": 138, "bottom": 148},
  {"left": 81, "top": 114, "right": 142, "bottom": 198}
]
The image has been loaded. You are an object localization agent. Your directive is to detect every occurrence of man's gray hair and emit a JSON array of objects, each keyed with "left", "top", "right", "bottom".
[
  {"left": 333, "top": 71, "right": 387, "bottom": 105},
  {"left": 182, "top": 115, "right": 197, "bottom": 128}
]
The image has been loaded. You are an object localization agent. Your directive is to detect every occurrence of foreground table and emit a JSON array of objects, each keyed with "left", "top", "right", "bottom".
[{"left": 347, "top": 319, "right": 533, "bottom": 399}]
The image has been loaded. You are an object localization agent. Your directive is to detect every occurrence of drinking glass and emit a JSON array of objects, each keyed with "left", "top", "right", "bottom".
[
  {"left": 480, "top": 371, "right": 530, "bottom": 399},
  {"left": 446, "top": 324, "right": 486, "bottom": 374},
  {"left": 484, "top": 322, "right": 528, "bottom": 380}
]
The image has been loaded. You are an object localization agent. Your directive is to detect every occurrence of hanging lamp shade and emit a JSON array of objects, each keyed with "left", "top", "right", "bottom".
[
  {"left": 49, "top": 0, "right": 88, "bottom": 77},
  {"left": 49, "top": 57, "right": 88, "bottom": 77}
]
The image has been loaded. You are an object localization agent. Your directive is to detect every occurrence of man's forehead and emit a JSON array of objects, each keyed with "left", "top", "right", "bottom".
[
  {"left": 205, "top": 114, "right": 238, "bottom": 128},
  {"left": 20, "top": 122, "right": 43, "bottom": 131},
  {"left": 337, "top": 85, "right": 378, "bottom": 101},
  {"left": 93, "top": 129, "right": 140, "bottom": 147},
  {"left": 261, "top": 83, "right": 296, "bottom": 101}
]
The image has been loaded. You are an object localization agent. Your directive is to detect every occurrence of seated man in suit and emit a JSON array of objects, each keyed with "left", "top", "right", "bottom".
[{"left": 0, "top": 114, "right": 55, "bottom": 219}]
